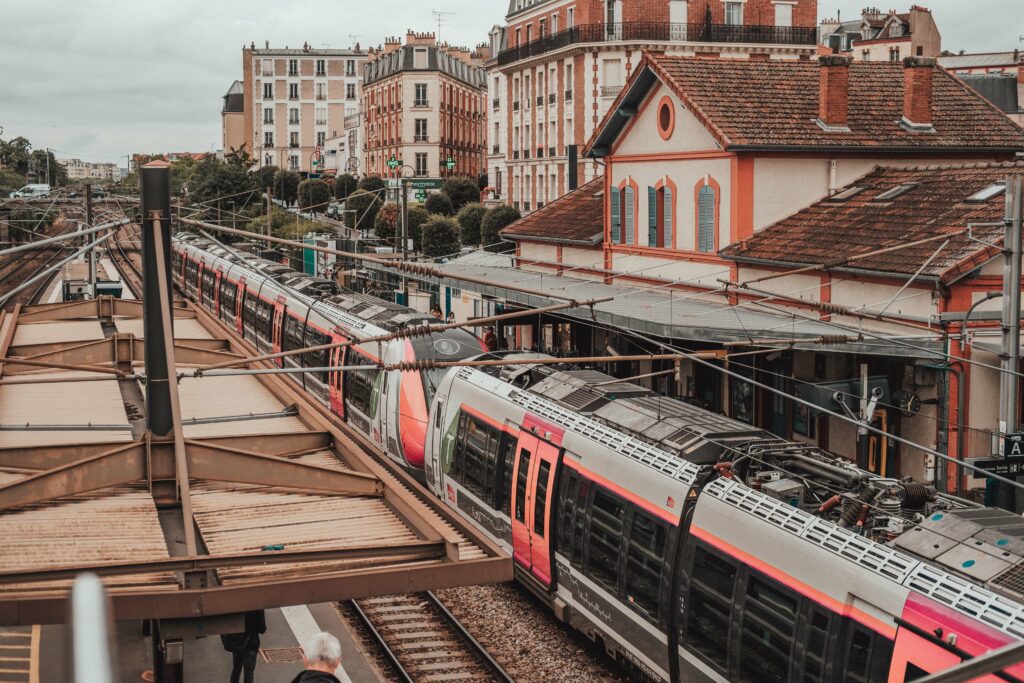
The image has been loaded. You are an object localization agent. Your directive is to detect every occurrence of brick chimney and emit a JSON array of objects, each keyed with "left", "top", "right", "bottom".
[
  {"left": 902, "top": 56, "right": 936, "bottom": 130},
  {"left": 817, "top": 54, "right": 852, "bottom": 131}
]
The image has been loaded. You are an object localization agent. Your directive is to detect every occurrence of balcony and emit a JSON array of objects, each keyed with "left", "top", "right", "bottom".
[
  {"left": 414, "top": 135, "right": 428, "bottom": 143},
  {"left": 413, "top": 100, "right": 430, "bottom": 108},
  {"left": 496, "top": 21, "right": 817, "bottom": 66},
  {"left": 601, "top": 85, "right": 623, "bottom": 98}
]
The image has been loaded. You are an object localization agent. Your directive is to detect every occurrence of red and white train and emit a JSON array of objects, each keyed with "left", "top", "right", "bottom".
[
  {"left": 172, "top": 232, "right": 483, "bottom": 470},
  {"left": 174, "top": 233, "right": 1024, "bottom": 682}
]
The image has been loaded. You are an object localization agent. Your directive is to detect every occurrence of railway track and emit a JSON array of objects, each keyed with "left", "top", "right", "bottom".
[
  {"left": 0, "top": 221, "right": 76, "bottom": 308},
  {"left": 107, "top": 220, "right": 142, "bottom": 296},
  {"left": 346, "top": 591, "right": 514, "bottom": 683}
]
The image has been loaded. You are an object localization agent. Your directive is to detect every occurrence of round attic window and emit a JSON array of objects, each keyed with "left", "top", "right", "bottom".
[{"left": 657, "top": 96, "right": 675, "bottom": 140}]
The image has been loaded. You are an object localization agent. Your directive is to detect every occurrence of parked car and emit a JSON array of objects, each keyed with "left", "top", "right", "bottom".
[{"left": 8, "top": 184, "right": 50, "bottom": 199}]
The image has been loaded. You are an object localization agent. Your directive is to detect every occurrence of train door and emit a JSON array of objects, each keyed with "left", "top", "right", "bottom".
[
  {"left": 214, "top": 269, "right": 223, "bottom": 319},
  {"left": 328, "top": 332, "right": 347, "bottom": 418},
  {"left": 510, "top": 431, "right": 560, "bottom": 587},
  {"left": 235, "top": 277, "right": 246, "bottom": 335},
  {"left": 271, "top": 296, "right": 287, "bottom": 365}
]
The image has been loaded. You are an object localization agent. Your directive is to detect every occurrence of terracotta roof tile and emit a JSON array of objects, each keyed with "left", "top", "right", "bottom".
[
  {"left": 644, "top": 54, "right": 1024, "bottom": 150},
  {"left": 721, "top": 161, "right": 1024, "bottom": 283},
  {"left": 500, "top": 177, "right": 605, "bottom": 245}
]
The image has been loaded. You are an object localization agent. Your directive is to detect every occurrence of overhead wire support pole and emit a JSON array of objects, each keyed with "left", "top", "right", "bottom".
[
  {"left": 0, "top": 218, "right": 129, "bottom": 259},
  {"left": 997, "top": 175, "right": 1024, "bottom": 511}
]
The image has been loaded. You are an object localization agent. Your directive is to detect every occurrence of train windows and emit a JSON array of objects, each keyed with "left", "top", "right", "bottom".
[
  {"left": 495, "top": 433, "right": 516, "bottom": 515},
  {"left": 738, "top": 575, "right": 798, "bottom": 683},
  {"left": 624, "top": 509, "right": 668, "bottom": 624},
  {"left": 557, "top": 467, "right": 580, "bottom": 557},
  {"left": 220, "top": 281, "right": 237, "bottom": 319},
  {"left": 572, "top": 477, "right": 591, "bottom": 568},
  {"left": 683, "top": 544, "right": 737, "bottom": 671},
  {"left": 243, "top": 291, "right": 258, "bottom": 334},
  {"left": 346, "top": 351, "right": 378, "bottom": 416},
  {"left": 201, "top": 270, "right": 216, "bottom": 301},
  {"left": 283, "top": 315, "right": 305, "bottom": 353},
  {"left": 301, "top": 328, "right": 331, "bottom": 383},
  {"left": 255, "top": 299, "right": 274, "bottom": 340},
  {"left": 802, "top": 608, "right": 831, "bottom": 683},
  {"left": 514, "top": 449, "right": 531, "bottom": 523},
  {"left": 842, "top": 624, "right": 892, "bottom": 683},
  {"left": 904, "top": 663, "right": 928, "bottom": 681},
  {"left": 453, "top": 413, "right": 499, "bottom": 505},
  {"left": 586, "top": 487, "right": 625, "bottom": 594},
  {"left": 533, "top": 460, "right": 551, "bottom": 535}
]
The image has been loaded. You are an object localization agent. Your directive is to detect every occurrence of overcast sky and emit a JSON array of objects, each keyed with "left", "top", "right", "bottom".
[{"left": 0, "top": 0, "right": 1019, "bottom": 165}]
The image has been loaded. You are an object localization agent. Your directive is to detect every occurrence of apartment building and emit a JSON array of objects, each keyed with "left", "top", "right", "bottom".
[
  {"left": 242, "top": 41, "right": 368, "bottom": 174},
  {"left": 485, "top": 0, "right": 820, "bottom": 213},
  {"left": 363, "top": 32, "right": 488, "bottom": 180},
  {"left": 59, "top": 158, "right": 119, "bottom": 181},
  {"left": 819, "top": 5, "right": 941, "bottom": 62}
]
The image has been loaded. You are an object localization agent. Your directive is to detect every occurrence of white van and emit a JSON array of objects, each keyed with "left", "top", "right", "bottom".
[{"left": 8, "top": 184, "right": 50, "bottom": 199}]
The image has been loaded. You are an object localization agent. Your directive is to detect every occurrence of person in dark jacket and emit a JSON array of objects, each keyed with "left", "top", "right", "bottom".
[
  {"left": 220, "top": 610, "right": 266, "bottom": 683},
  {"left": 289, "top": 632, "right": 343, "bottom": 683},
  {"left": 482, "top": 326, "right": 498, "bottom": 352}
]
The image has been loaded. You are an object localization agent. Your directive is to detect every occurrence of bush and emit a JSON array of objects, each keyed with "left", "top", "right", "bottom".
[
  {"left": 456, "top": 203, "right": 487, "bottom": 247},
  {"left": 480, "top": 204, "right": 521, "bottom": 252},
  {"left": 346, "top": 189, "right": 383, "bottom": 232},
  {"left": 256, "top": 165, "right": 278, "bottom": 191},
  {"left": 272, "top": 170, "right": 301, "bottom": 205},
  {"left": 477, "top": 173, "right": 489, "bottom": 190},
  {"left": 297, "top": 179, "right": 332, "bottom": 213},
  {"left": 421, "top": 216, "right": 461, "bottom": 258},
  {"left": 441, "top": 176, "right": 480, "bottom": 212},
  {"left": 407, "top": 205, "right": 430, "bottom": 251},
  {"left": 374, "top": 202, "right": 400, "bottom": 242},
  {"left": 357, "top": 175, "right": 385, "bottom": 194},
  {"left": 334, "top": 173, "right": 358, "bottom": 200},
  {"left": 424, "top": 192, "right": 453, "bottom": 216}
]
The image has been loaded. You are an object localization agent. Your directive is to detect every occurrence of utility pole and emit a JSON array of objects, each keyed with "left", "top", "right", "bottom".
[
  {"left": 400, "top": 176, "right": 409, "bottom": 305},
  {"left": 997, "top": 176, "right": 1024, "bottom": 510},
  {"left": 85, "top": 183, "right": 96, "bottom": 297}
]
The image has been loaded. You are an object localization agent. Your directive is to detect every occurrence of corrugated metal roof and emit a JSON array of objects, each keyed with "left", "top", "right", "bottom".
[
  {"left": 176, "top": 371, "right": 307, "bottom": 439},
  {"left": 939, "top": 52, "right": 1020, "bottom": 70},
  {"left": 11, "top": 320, "right": 104, "bottom": 347},
  {"left": 114, "top": 317, "right": 212, "bottom": 339},
  {"left": 0, "top": 371, "right": 132, "bottom": 447}
]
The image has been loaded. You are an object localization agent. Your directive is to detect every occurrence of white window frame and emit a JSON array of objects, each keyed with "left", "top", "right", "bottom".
[
  {"left": 724, "top": 0, "right": 744, "bottom": 25},
  {"left": 771, "top": 1, "right": 794, "bottom": 28}
]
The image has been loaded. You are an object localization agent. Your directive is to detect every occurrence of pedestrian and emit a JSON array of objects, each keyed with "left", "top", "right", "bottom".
[
  {"left": 289, "top": 632, "right": 343, "bottom": 683},
  {"left": 219, "top": 610, "right": 266, "bottom": 683},
  {"left": 482, "top": 326, "right": 498, "bottom": 352},
  {"left": 445, "top": 310, "right": 455, "bottom": 324},
  {"left": 431, "top": 304, "right": 443, "bottom": 320}
]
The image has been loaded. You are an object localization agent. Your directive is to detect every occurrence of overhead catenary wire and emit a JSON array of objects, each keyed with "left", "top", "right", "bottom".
[{"left": 0, "top": 231, "right": 116, "bottom": 308}]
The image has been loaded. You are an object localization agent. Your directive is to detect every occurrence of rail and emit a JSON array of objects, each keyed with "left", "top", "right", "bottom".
[{"left": 497, "top": 21, "right": 818, "bottom": 65}]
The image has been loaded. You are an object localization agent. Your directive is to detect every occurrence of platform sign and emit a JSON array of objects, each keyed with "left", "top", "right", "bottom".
[
  {"left": 406, "top": 178, "right": 443, "bottom": 191},
  {"left": 1005, "top": 433, "right": 1024, "bottom": 457}
]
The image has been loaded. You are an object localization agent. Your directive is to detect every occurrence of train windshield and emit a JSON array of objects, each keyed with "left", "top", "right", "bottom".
[{"left": 413, "top": 332, "right": 482, "bottom": 402}]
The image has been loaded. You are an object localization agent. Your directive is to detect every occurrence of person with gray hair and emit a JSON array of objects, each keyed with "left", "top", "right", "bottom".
[{"left": 288, "top": 631, "right": 343, "bottom": 683}]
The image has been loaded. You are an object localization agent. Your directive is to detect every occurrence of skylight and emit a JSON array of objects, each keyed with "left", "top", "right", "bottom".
[
  {"left": 829, "top": 185, "right": 868, "bottom": 201},
  {"left": 873, "top": 183, "right": 918, "bottom": 201},
  {"left": 966, "top": 183, "right": 1006, "bottom": 203}
]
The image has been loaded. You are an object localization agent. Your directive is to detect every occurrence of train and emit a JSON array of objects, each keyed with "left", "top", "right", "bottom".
[
  {"left": 172, "top": 232, "right": 483, "bottom": 470},
  {"left": 174, "top": 232, "right": 1024, "bottom": 683}
]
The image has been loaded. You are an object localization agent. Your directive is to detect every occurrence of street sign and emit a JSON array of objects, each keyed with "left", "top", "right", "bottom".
[
  {"left": 973, "top": 456, "right": 1024, "bottom": 478},
  {"left": 1006, "top": 433, "right": 1024, "bottom": 457},
  {"left": 405, "top": 178, "right": 443, "bottom": 191}
]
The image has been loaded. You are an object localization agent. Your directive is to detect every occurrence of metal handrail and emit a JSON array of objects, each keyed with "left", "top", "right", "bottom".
[{"left": 71, "top": 574, "right": 114, "bottom": 683}]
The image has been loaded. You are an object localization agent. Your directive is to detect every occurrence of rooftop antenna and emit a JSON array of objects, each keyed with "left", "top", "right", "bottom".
[
  {"left": 349, "top": 33, "right": 363, "bottom": 47},
  {"left": 432, "top": 10, "right": 455, "bottom": 42}
]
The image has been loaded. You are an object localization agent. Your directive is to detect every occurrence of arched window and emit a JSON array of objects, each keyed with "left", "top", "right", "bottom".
[
  {"left": 697, "top": 184, "right": 717, "bottom": 253},
  {"left": 648, "top": 180, "right": 676, "bottom": 248}
]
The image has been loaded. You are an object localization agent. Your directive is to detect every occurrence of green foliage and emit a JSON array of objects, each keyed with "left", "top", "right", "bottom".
[
  {"left": 424, "top": 192, "right": 453, "bottom": 216},
  {"left": 455, "top": 203, "right": 487, "bottom": 247},
  {"left": 224, "top": 146, "right": 253, "bottom": 170},
  {"left": 170, "top": 155, "right": 198, "bottom": 196},
  {"left": 440, "top": 177, "right": 480, "bottom": 212},
  {"left": 357, "top": 175, "right": 385, "bottom": 194},
  {"left": 190, "top": 156, "right": 255, "bottom": 206},
  {"left": 407, "top": 205, "right": 430, "bottom": 251},
  {"left": 256, "top": 165, "right": 279, "bottom": 191},
  {"left": 0, "top": 137, "right": 32, "bottom": 175},
  {"left": 374, "top": 202, "right": 399, "bottom": 242},
  {"left": 272, "top": 169, "right": 301, "bottom": 205},
  {"left": 421, "top": 216, "right": 461, "bottom": 258},
  {"left": 249, "top": 206, "right": 320, "bottom": 240},
  {"left": 480, "top": 204, "right": 521, "bottom": 252},
  {"left": 0, "top": 167, "right": 25, "bottom": 197},
  {"left": 477, "top": 174, "right": 489, "bottom": 191},
  {"left": 334, "top": 173, "right": 358, "bottom": 200},
  {"left": 297, "top": 179, "right": 332, "bottom": 213},
  {"left": 346, "top": 189, "right": 383, "bottom": 231}
]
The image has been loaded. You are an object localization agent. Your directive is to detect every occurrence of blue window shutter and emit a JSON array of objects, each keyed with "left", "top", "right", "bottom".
[
  {"left": 698, "top": 186, "right": 715, "bottom": 253},
  {"left": 610, "top": 187, "right": 621, "bottom": 243},
  {"left": 664, "top": 187, "right": 673, "bottom": 249},
  {"left": 647, "top": 187, "right": 657, "bottom": 247},
  {"left": 624, "top": 186, "right": 635, "bottom": 245}
]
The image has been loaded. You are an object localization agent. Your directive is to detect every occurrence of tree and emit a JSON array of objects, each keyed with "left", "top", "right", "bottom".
[
  {"left": 407, "top": 205, "right": 430, "bottom": 251},
  {"left": 190, "top": 156, "right": 255, "bottom": 206},
  {"left": 424, "top": 192, "right": 453, "bottom": 216},
  {"left": 249, "top": 206, "right": 320, "bottom": 240},
  {"left": 0, "top": 167, "right": 26, "bottom": 197},
  {"left": 440, "top": 176, "right": 480, "bottom": 212},
  {"left": 27, "top": 149, "right": 66, "bottom": 186},
  {"left": 272, "top": 169, "right": 301, "bottom": 205},
  {"left": 477, "top": 173, "right": 489, "bottom": 191},
  {"left": 456, "top": 203, "right": 487, "bottom": 247},
  {"left": 170, "top": 155, "right": 199, "bottom": 197},
  {"left": 0, "top": 137, "right": 32, "bottom": 175},
  {"left": 256, "top": 165, "right": 279, "bottom": 191},
  {"left": 298, "top": 179, "right": 332, "bottom": 213},
  {"left": 224, "top": 146, "right": 253, "bottom": 170},
  {"left": 421, "top": 216, "right": 461, "bottom": 258},
  {"left": 346, "top": 189, "right": 383, "bottom": 231},
  {"left": 357, "top": 175, "right": 385, "bottom": 194},
  {"left": 480, "top": 204, "right": 521, "bottom": 253},
  {"left": 374, "top": 202, "right": 400, "bottom": 242},
  {"left": 335, "top": 173, "right": 358, "bottom": 200}
]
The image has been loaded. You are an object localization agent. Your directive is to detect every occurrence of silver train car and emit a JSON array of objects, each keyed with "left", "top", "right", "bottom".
[
  {"left": 426, "top": 358, "right": 1024, "bottom": 683},
  {"left": 172, "top": 232, "right": 484, "bottom": 470}
]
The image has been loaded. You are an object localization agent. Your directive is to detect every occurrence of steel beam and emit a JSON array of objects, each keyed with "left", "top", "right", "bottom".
[{"left": 15, "top": 296, "right": 190, "bottom": 324}]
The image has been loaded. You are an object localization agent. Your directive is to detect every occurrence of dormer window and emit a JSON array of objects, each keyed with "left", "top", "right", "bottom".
[
  {"left": 966, "top": 183, "right": 1006, "bottom": 203},
  {"left": 873, "top": 183, "right": 918, "bottom": 201}
]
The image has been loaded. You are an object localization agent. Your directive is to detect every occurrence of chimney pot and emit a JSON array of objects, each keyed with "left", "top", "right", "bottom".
[
  {"left": 818, "top": 55, "right": 853, "bottom": 130},
  {"left": 902, "top": 56, "right": 936, "bottom": 129}
]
